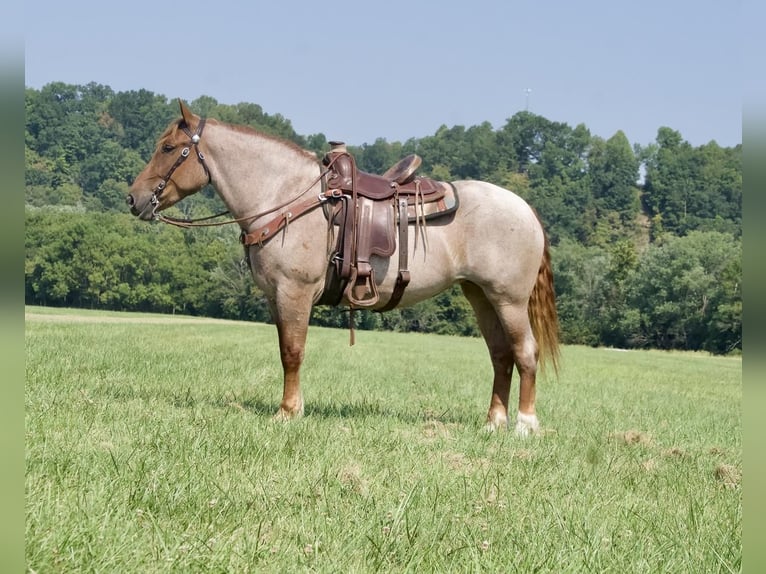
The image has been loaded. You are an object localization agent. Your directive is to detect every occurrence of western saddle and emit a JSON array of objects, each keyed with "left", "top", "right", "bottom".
[
  {"left": 318, "top": 142, "right": 458, "bottom": 310},
  {"left": 241, "top": 142, "right": 458, "bottom": 312}
]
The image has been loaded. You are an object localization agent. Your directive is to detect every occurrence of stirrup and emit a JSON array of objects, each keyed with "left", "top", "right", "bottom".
[{"left": 344, "top": 267, "right": 380, "bottom": 308}]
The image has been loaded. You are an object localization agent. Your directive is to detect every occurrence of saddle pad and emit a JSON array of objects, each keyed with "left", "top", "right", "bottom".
[{"left": 406, "top": 182, "right": 459, "bottom": 222}]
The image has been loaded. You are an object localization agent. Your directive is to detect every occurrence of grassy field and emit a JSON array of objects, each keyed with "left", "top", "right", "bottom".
[{"left": 25, "top": 306, "right": 741, "bottom": 573}]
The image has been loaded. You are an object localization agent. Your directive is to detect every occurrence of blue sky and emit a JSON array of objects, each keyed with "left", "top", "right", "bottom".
[{"left": 24, "top": 0, "right": 744, "bottom": 148}]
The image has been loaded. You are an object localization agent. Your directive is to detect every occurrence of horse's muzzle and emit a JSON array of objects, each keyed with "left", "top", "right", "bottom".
[{"left": 126, "top": 193, "right": 155, "bottom": 220}]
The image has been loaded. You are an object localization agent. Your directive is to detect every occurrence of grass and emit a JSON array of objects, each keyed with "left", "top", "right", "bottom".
[{"left": 25, "top": 306, "right": 741, "bottom": 573}]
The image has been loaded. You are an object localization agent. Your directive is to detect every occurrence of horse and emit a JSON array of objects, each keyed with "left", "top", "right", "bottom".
[{"left": 127, "top": 100, "right": 560, "bottom": 435}]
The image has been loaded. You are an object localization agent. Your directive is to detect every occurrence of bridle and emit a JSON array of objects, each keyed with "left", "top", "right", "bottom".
[
  {"left": 151, "top": 130, "right": 344, "bottom": 235},
  {"left": 150, "top": 119, "right": 211, "bottom": 213}
]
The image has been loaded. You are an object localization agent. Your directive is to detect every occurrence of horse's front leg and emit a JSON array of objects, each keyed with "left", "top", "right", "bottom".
[{"left": 270, "top": 293, "right": 313, "bottom": 421}]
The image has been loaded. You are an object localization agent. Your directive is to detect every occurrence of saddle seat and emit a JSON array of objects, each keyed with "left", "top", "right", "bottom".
[
  {"left": 319, "top": 142, "right": 459, "bottom": 311},
  {"left": 323, "top": 141, "right": 443, "bottom": 201}
]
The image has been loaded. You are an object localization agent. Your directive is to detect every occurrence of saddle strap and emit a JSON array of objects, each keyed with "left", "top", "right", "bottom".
[
  {"left": 379, "top": 197, "right": 411, "bottom": 311},
  {"left": 241, "top": 189, "right": 338, "bottom": 247}
]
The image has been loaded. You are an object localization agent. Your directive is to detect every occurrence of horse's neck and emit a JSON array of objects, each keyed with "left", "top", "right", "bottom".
[{"left": 206, "top": 123, "right": 320, "bottom": 220}]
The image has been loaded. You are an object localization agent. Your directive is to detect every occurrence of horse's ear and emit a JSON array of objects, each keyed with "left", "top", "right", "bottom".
[{"left": 178, "top": 99, "right": 196, "bottom": 124}]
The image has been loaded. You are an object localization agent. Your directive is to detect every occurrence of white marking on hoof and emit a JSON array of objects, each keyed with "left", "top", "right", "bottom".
[
  {"left": 485, "top": 411, "right": 509, "bottom": 432},
  {"left": 514, "top": 412, "right": 540, "bottom": 437}
]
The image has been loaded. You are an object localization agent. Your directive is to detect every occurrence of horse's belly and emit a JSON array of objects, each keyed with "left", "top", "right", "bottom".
[{"left": 370, "top": 237, "right": 457, "bottom": 308}]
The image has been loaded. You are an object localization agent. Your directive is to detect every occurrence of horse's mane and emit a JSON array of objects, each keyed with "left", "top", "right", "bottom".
[
  {"left": 215, "top": 120, "right": 319, "bottom": 163},
  {"left": 159, "top": 115, "right": 319, "bottom": 164}
]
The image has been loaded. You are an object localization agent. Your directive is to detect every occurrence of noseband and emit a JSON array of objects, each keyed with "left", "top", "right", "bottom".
[{"left": 151, "top": 118, "right": 211, "bottom": 213}]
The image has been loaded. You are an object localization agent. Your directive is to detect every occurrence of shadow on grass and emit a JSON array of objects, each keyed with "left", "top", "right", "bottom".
[
  {"left": 240, "top": 396, "right": 468, "bottom": 426},
  {"left": 306, "top": 401, "right": 466, "bottom": 425},
  {"left": 92, "top": 382, "right": 471, "bottom": 426}
]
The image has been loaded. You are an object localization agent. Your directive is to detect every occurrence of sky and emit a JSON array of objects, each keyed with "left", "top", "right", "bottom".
[{"left": 23, "top": 0, "right": 746, "bottom": 148}]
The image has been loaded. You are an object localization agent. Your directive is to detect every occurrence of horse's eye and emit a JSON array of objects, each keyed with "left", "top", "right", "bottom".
[{"left": 161, "top": 144, "right": 176, "bottom": 153}]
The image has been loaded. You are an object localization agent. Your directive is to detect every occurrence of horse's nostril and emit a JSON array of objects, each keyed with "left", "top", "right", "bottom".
[{"left": 126, "top": 194, "right": 135, "bottom": 207}]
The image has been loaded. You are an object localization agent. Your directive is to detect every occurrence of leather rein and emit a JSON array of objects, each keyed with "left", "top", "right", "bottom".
[{"left": 152, "top": 120, "right": 339, "bottom": 244}]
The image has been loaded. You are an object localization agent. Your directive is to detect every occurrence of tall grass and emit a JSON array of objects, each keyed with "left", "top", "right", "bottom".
[{"left": 25, "top": 307, "right": 741, "bottom": 573}]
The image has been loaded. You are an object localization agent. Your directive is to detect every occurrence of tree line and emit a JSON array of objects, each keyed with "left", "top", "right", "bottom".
[{"left": 24, "top": 82, "right": 741, "bottom": 354}]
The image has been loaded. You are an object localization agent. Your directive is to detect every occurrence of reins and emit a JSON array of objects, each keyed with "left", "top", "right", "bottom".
[{"left": 155, "top": 167, "right": 333, "bottom": 231}]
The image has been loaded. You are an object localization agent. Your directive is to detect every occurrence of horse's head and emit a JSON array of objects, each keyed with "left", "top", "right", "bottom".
[{"left": 127, "top": 100, "right": 211, "bottom": 220}]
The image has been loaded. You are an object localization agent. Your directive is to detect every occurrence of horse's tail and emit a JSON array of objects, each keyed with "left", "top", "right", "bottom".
[{"left": 528, "top": 232, "right": 561, "bottom": 376}]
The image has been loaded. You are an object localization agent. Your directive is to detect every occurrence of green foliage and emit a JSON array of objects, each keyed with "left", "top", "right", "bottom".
[
  {"left": 551, "top": 240, "right": 607, "bottom": 346},
  {"left": 641, "top": 128, "right": 741, "bottom": 237},
  {"left": 588, "top": 131, "right": 641, "bottom": 231},
  {"left": 24, "top": 208, "right": 270, "bottom": 320},
  {"left": 551, "top": 231, "right": 741, "bottom": 353},
  {"left": 625, "top": 231, "right": 741, "bottom": 353},
  {"left": 197, "top": 97, "right": 307, "bottom": 146},
  {"left": 349, "top": 138, "right": 404, "bottom": 174},
  {"left": 107, "top": 89, "right": 177, "bottom": 158},
  {"left": 23, "top": 82, "right": 741, "bottom": 353}
]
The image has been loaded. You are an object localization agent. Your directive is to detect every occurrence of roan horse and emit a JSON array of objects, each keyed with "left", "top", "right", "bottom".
[{"left": 127, "top": 101, "right": 559, "bottom": 435}]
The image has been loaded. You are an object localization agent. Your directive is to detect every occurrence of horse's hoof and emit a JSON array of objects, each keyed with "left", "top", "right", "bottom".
[
  {"left": 273, "top": 406, "right": 303, "bottom": 422},
  {"left": 485, "top": 412, "right": 509, "bottom": 432},
  {"left": 514, "top": 412, "right": 540, "bottom": 437}
]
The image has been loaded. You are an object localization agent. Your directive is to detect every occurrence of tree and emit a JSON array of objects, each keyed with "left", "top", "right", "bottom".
[
  {"left": 625, "top": 231, "right": 741, "bottom": 352},
  {"left": 305, "top": 133, "right": 329, "bottom": 157},
  {"left": 588, "top": 131, "right": 640, "bottom": 228},
  {"left": 455, "top": 121, "right": 501, "bottom": 180},
  {"left": 595, "top": 240, "right": 640, "bottom": 347},
  {"left": 641, "top": 128, "right": 741, "bottom": 237},
  {"left": 351, "top": 138, "right": 402, "bottom": 174},
  {"left": 550, "top": 239, "right": 608, "bottom": 345},
  {"left": 108, "top": 89, "right": 176, "bottom": 158},
  {"left": 95, "top": 179, "right": 132, "bottom": 213},
  {"left": 694, "top": 141, "right": 742, "bottom": 235},
  {"left": 78, "top": 140, "right": 146, "bottom": 195}
]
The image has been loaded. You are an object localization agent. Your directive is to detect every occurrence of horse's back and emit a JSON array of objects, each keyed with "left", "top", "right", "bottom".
[{"left": 453, "top": 179, "right": 542, "bottom": 232}]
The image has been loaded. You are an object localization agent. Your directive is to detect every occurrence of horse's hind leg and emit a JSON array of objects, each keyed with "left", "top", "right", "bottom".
[
  {"left": 461, "top": 282, "right": 514, "bottom": 431},
  {"left": 493, "top": 301, "right": 541, "bottom": 436},
  {"left": 461, "top": 282, "right": 541, "bottom": 435}
]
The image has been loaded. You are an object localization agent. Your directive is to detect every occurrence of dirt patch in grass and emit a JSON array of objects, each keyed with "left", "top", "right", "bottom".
[
  {"left": 442, "top": 452, "right": 470, "bottom": 472},
  {"left": 337, "top": 462, "right": 368, "bottom": 495},
  {"left": 662, "top": 446, "right": 687, "bottom": 458},
  {"left": 714, "top": 463, "right": 741, "bottom": 489},
  {"left": 609, "top": 430, "right": 653, "bottom": 447},
  {"left": 421, "top": 419, "right": 457, "bottom": 441}
]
